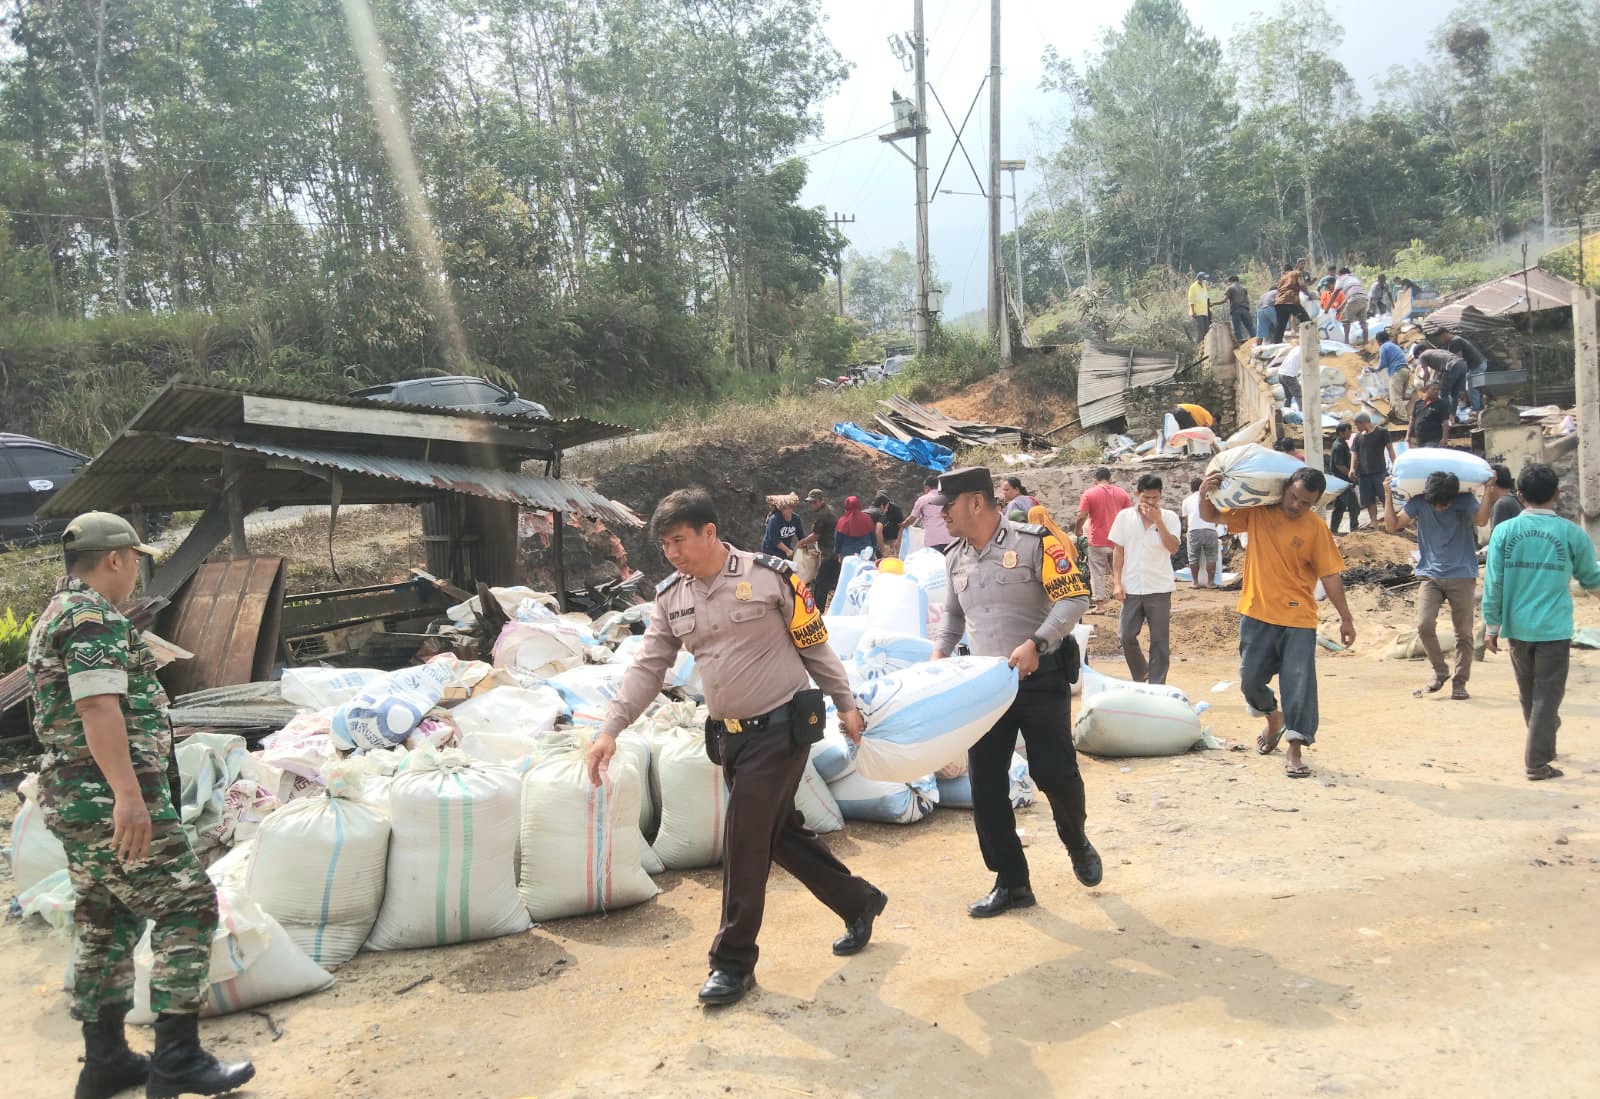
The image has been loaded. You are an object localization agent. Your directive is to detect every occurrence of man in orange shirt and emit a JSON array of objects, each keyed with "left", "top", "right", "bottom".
[{"left": 1198, "top": 467, "right": 1357, "bottom": 778}]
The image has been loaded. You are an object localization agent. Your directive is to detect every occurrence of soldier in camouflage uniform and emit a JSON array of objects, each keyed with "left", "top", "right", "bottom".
[{"left": 29, "top": 512, "right": 254, "bottom": 1099}]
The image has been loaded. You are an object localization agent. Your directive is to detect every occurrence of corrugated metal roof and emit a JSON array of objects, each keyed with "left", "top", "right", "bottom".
[
  {"left": 1077, "top": 344, "right": 1185, "bottom": 428},
  {"left": 179, "top": 437, "right": 642, "bottom": 528},
  {"left": 1428, "top": 267, "right": 1579, "bottom": 322},
  {"left": 116, "top": 376, "right": 633, "bottom": 454}
]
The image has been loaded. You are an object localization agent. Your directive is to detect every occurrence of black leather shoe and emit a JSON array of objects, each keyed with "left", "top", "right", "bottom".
[
  {"left": 833, "top": 887, "right": 888, "bottom": 956},
  {"left": 1067, "top": 839, "right": 1104, "bottom": 887},
  {"left": 967, "top": 884, "right": 1036, "bottom": 918},
  {"left": 697, "top": 969, "right": 755, "bottom": 1006},
  {"left": 76, "top": 1006, "right": 149, "bottom": 1099},
  {"left": 146, "top": 1012, "right": 254, "bottom": 1099}
]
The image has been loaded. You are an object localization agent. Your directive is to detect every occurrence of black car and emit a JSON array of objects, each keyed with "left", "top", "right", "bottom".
[
  {"left": 350, "top": 376, "right": 550, "bottom": 419},
  {"left": 0, "top": 433, "right": 91, "bottom": 545}
]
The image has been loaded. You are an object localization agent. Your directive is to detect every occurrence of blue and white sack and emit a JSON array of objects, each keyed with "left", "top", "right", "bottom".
[
  {"left": 1205, "top": 443, "right": 1349, "bottom": 509},
  {"left": 851, "top": 657, "right": 1019, "bottom": 783},
  {"left": 1389, "top": 446, "right": 1493, "bottom": 503},
  {"left": 546, "top": 663, "right": 632, "bottom": 725},
  {"left": 331, "top": 660, "right": 452, "bottom": 751},
  {"left": 902, "top": 547, "right": 951, "bottom": 634},
  {"left": 937, "top": 753, "right": 1034, "bottom": 809},
  {"left": 853, "top": 629, "right": 935, "bottom": 681},
  {"left": 827, "top": 771, "right": 935, "bottom": 825},
  {"left": 829, "top": 552, "right": 876, "bottom": 615},
  {"left": 809, "top": 725, "right": 858, "bottom": 783}
]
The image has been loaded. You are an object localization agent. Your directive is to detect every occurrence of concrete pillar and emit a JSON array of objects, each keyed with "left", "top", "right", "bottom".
[{"left": 1574, "top": 287, "right": 1600, "bottom": 553}]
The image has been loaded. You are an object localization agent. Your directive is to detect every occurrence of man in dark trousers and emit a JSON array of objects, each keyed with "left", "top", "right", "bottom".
[
  {"left": 1328, "top": 422, "right": 1360, "bottom": 535},
  {"left": 930, "top": 467, "right": 1101, "bottom": 917},
  {"left": 588, "top": 488, "right": 885, "bottom": 1007},
  {"left": 800, "top": 489, "right": 839, "bottom": 610},
  {"left": 1407, "top": 380, "right": 1450, "bottom": 449}
]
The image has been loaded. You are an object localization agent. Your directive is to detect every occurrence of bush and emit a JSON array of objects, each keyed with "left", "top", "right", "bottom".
[
  {"left": 0, "top": 607, "right": 36, "bottom": 675},
  {"left": 903, "top": 327, "right": 997, "bottom": 401}
]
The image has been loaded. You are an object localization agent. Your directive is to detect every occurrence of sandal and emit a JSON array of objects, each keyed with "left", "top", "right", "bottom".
[
  {"left": 1450, "top": 686, "right": 1470, "bottom": 700},
  {"left": 1256, "top": 726, "right": 1284, "bottom": 755},
  {"left": 1285, "top": 763, "right": 1312, "bottom": 778},
  {"left": 1412, "top": 675, "right": 1446, "bottom": 698}
]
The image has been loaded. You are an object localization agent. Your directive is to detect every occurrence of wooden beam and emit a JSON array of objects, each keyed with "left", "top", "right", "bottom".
[
  {"left": 1299, "top": 322, "right": 1323, "bottom": 475},
  {"left": 241, "top": 394, "right": 551, "bottom": 453}
]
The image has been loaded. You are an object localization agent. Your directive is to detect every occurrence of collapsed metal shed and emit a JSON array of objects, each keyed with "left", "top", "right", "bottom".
[
  {"left": 1076, "top": 344, "right": 1186, "bottom": 428},
  {"left": 39, "top": 377, "right": 640, "bottom": 602}
]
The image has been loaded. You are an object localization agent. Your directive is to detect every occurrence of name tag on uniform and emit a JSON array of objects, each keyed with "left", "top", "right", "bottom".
[
  {"left": 735, "top": 582, "right": 753, "bottom": 601},
  {"left": 1002, "top": 550, "right": 1018, "bottom": 569}
]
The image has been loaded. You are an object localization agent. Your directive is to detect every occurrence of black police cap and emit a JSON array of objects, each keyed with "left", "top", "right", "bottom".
[{"left": 929, "top": 466, "right": 994, "bottom": 507}]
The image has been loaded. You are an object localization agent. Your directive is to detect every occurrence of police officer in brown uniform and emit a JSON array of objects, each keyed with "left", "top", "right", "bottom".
[
  {"left": 587, "top": 487, "right": 886, "bottom": 1006},
  {"left": 930, "top": 467, "right": 1104, "bottom": 916}
]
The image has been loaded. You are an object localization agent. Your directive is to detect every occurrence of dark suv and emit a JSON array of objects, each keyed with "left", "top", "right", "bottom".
[
  {"left": 0, "top": 433, "right": 91, "bottom": 545},
  {"left": 350, "top": 376, "right": 550, "bottom": 419}
]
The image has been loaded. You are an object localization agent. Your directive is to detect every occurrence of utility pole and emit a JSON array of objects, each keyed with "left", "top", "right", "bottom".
[
  {"left": 1299, "top": 321, "right": 1323, "bottom": 475},
  {"left": 1574, "top": 286, "right": 1600, "bottom": 554},
  {"left": 913, "top": 0, "right": 930, "bottom": 354},
  {"left": 826, "top": 212, "right": 856, "bottom": 317},
  {"left": 988, "top": 0, "right": 1009, "bottom": 367},
  {"left": 1001, "top": 158, "right": 1026, "bottom": 321}
]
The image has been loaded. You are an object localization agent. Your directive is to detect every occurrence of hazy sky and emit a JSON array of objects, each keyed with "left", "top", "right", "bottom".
[{"left": 800, "top": 0, "right": 1457, "bottom": 317}]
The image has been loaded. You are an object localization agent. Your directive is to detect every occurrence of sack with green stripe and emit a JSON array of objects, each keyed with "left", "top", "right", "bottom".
[{"left": 365, "top": 745, "right": 531, "bottom": 950}]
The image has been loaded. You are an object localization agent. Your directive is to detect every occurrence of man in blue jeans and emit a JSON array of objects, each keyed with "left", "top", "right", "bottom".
[
  {"left": 1384, "top": 472, "right": 1495, "bottom": 699},
  {"left": 1199, "top": 467, "right": 1356, "bottom": 779},
  {"left": 1482, "top": 464, "right": 1600, "bottom": 780}
]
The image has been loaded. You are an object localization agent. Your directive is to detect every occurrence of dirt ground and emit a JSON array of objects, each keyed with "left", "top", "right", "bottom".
[{"left": 4, "top": 581, "right": 1599, "bottom": 1099}]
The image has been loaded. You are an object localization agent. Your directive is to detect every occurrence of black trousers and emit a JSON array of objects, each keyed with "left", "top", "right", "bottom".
[
  {"left": 968, "top": 677, "right": 1088, "bottom": 889},
  {"left": 710, "top": 718, "right": 875, "bottom": 977},
  {"left": 812, "top": 557, "right": 841, "bottom": 615},
  {"left": 1273, "top": 302, "right": 1310, "bottom": 342},
  {"left": 1329, "top": 486, "right": 1360, "bottom": 533}
]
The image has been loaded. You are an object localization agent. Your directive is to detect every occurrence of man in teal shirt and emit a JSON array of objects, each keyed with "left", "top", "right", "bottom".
[{"left": 1482, "top": 465, "right": 1600, "bottom": 780}]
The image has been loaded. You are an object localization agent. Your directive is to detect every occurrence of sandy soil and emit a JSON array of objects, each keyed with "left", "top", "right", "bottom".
[{"left": 4, "top": 585, "right": 1599, "bottom": 1099}]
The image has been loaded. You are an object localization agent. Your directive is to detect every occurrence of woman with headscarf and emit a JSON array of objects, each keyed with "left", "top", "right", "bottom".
[
  {"left": 1027, "top": 503, "right": 1079, "bottom": 566},
  {"left": 834, "top": 495, "right": 878, "bottom": 560}
]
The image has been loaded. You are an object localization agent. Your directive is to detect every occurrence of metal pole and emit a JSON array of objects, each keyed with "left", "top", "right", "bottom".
[
  {"left": 1573, "top": 286, "right": 1600, "bottom": 554},
  {"left": 1299, "top": 321, "right": 1323, "bottom": 476},
  {"left": 913, "top": 0, "right": 931, "bottom": 353},
  {"left": 989, "top": 0, "right": 1009, "bottom": 366}
]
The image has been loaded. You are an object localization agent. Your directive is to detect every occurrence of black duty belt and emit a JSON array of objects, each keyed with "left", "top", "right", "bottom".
[{"left": 720, "top": 703, "right": 793, "bottom": 734}]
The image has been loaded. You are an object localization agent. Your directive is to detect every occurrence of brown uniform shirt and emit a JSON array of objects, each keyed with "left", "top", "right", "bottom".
[
  {"left": 936, "top": 519, "right": 1090, "bottom": 659},
  {"left": 598, "top": 545, "right": 856, "bottom": 735}
]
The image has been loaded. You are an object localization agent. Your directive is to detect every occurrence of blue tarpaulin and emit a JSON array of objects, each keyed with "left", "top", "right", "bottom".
[{"left": 833, "top": 423, "right": 954, "bottom": 471}]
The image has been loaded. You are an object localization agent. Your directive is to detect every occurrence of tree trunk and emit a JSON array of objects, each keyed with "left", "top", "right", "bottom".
[
  {"left": 1540, "top": 115, "right": 1553, "bottom": 243},
  {"left": 1301, "top": 151, "right": 1316, "bottom": 270}
]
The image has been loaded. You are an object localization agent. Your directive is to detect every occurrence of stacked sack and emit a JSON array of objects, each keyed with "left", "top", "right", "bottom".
[{"left": 1205, "top": 443, "right": 1350, "bottom": 508}]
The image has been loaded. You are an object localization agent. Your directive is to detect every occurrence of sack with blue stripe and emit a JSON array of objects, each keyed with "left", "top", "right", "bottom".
[
  {"left": 1205, "top": 443, "right": 1350, "bottom": 508},
  {"left": 809, "top": 724, "right": 858, "bottom": 783},
  {"left": 853, "top": 629, "right": 935, "bottom": 681},
  {"left": 244, "top": 770, "right": 391, "bottom": 968},
  {"left": 365, "top": 746, "right": 531, "bottom": 950},
  {"left": 330, "top": 659, "right": 453, "bottom": 751},
  {"left": 851, "top": 657, "right": 1019, "bottom": 783},
  {"left": 827, "top": 771, "right": 935, "bottom": 825},
  {"left": 648, "top": 721, "right": 729, "bottom": 870},
  {"left": 518, "top": 734, "right": 659, "bottom": 921},
  {"left": 1388, "top": 446, "right": 1493, "bottom": 502},
  {"left": 937, "top": 753, "right": 1035, "bottom": 809}
]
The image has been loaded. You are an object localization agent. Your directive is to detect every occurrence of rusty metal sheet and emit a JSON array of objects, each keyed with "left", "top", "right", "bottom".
[
  {"left": 1078, "top": 344, "right": 1184, "bottom": 428},
  {"left": 156, "top": 557, "right": 287, "bottom": 700},
  {"left": 176, "top": 437, "right": 642, "bottom": 528}
]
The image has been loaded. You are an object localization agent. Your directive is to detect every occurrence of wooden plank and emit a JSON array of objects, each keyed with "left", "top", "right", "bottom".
[
  {"left": 242, "top": 394, "right": 550, "bottom": 453},
  {"left": 873, "top": 414, "right": 916, "bottom": 443}
]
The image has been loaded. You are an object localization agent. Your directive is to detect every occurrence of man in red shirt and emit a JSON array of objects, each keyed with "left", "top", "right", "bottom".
[{"left": 1074, "top": 468, "right": 1132, "bottom": 612}]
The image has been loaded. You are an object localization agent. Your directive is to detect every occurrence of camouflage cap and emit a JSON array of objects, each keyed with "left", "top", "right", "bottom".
[{"left": 62, "top": 512, "right": 157, "bottom": 556}]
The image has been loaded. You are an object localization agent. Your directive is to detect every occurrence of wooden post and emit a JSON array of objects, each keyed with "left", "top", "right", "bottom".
[
  {"left": 1574, "top": 287, "right": 1600, "bottom": 554},
  {"left": 129, "top": 503, "right": 153, "bottom": 587},
  {"left": 222, "top": 459, "right": 248, "bottom": 557},
  {"left": 550, "top": 454, "right": 568, "bottom": 612},
  {"left": 1299, "top": 321, "right": 1323, "bottom": 475}
]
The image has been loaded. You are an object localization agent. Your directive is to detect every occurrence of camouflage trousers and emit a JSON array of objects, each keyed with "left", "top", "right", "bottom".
[{"left": 50, "top": 790, "right": 217, "bottom": 1023}]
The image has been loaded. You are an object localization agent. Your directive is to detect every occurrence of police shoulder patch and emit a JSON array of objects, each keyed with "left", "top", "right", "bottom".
[
  {"left": 751, "top": 552, "right": 794, "bottom": 575},
  {"left": 655, "top": 572, "right": 682, "bottom": 596}
]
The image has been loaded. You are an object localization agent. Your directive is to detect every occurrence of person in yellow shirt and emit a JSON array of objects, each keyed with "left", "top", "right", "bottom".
[
  {"left": 1198, "top": 467, "right": 1356, "bottom": 779},
  {"left": 1187, "top": 273, "right": 1218, "bottom": 342}
]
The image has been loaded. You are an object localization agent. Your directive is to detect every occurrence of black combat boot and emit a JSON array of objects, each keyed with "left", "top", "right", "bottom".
[
  {"left": 76, "top": 1004, "right": 149, "bottom": 1099},
  {"left": 145, "top": 1013, "right": 255, "bottom": 1099}
]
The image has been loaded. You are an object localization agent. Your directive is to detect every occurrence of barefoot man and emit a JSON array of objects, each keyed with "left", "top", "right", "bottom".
[{"left": 1199, "top": 468, "right": 1357, "bottom": 778}]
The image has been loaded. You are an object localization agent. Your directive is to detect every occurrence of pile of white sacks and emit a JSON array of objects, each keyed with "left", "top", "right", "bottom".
[{"left": 12, "top": 563, "right": 1212, "bottom": 1018}]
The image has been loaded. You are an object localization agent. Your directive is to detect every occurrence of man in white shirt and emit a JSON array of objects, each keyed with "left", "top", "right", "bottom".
[
  {"left": 1276, "top": 345, "right": 1303, "bottom": 411},
  {"left": 1110, "top": 473, "right": 1182, "bottom": 684},
  {"left": 1180, "top": 476, "right": 1222, "bottom": 589}
]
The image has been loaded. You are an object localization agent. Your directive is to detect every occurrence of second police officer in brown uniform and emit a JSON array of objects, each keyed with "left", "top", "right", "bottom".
[
  {"left": 929, "top": 467, "right": 1104, "bottom": 916},
  {"left": 587, "top": 488, "right": 886, "bottom": 1007}
]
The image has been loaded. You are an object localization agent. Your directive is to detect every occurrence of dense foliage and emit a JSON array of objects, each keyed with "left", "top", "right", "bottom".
[
  {"left": 0, "top": 0, "right": 854, "bottom": 443},
  {"left": 1014, "top": 0, "right": 1600, "bottom": 313}
]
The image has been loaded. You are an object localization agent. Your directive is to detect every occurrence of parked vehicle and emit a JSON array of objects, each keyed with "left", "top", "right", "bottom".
[
  {"left": 1, "top": 434, "right": 90, "bottom": 546},
  {"left": 350, "top": 376, "right": 551, "bottom": 419}
]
